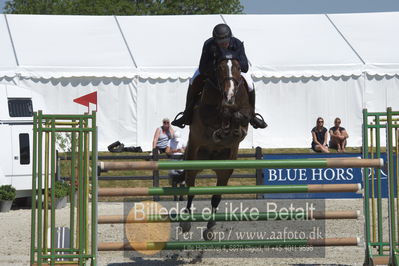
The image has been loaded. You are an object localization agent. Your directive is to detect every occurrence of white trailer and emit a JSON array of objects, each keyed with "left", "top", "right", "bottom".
[{"left": 0, "top": 84, "right": 46, "bottom": 198}]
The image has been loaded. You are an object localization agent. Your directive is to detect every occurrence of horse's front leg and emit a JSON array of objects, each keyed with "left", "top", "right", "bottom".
[
  {"left": 203, "top": 169, "right": 232, "bottom": 240},
  {"left": 233, "top": 110, "right": 250, "bottom": 127},
  {"left": 179, "top": 169, "right": 198, "bottom": 233}
]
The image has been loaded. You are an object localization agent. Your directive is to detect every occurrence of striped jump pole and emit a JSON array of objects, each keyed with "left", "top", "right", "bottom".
[
  {"left": 98, "top": 210, "right": 360, "bottom": 224},
  {"left": 98, "top": 183, "right": 361, "bottom": 197},
  {"left": 98, "top": 237, "right": 360, "bottom": 251},
  {"left": 98, "top": 158, "right": 383, "bottom": 171}
]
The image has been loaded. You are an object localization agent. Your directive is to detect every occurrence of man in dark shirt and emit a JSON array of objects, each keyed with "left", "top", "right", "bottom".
[{"left": 172, "top": 23, "right": 267, "bottom": 129}]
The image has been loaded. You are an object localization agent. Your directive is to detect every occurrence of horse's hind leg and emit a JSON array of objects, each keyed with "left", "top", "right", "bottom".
[
  {"left": 179, "top": 169, "right": 198, "bottom": 233},
  {"left": 203, "top": 169, "right": 232, "bottom": 240}
]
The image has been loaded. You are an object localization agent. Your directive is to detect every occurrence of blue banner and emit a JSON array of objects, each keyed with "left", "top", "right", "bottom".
[{"left": 263, "top": 153, "right": 388, "bottom": 199}]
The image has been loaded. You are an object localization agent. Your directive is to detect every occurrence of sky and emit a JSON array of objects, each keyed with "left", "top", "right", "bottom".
[
  {"left": 240, "top": 0, "right": 399, "bottom": 14},
  {"left": 1, "top": 0, "right": 6, "bottom": 12},
  {"left": 1, "top": 0, "right": 399, "bottom": 14}
]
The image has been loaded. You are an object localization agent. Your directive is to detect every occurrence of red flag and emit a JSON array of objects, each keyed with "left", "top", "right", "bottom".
[{"left": 73, "top": 91, "right": 97, "bottom": 111}]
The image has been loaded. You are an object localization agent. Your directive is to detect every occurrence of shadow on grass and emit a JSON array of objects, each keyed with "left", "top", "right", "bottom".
[{"left": 107, "top": 251, "right": 204, "bottom": 265}]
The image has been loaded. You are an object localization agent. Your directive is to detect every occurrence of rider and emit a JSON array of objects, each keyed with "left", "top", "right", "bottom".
[{"left": 171, "top": 23, "right": 267, "bottom": 129}]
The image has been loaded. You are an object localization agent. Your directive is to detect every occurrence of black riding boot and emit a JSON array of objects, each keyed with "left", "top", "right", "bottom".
[
  {"left": 171, "top": 87, "right": 196, "bottom": 128},
  {"left": 172, "top": 76, "right": 203, "bottom": 128},
  {"left": 248, "top": 90, "right": 267, "bottom": 129}
]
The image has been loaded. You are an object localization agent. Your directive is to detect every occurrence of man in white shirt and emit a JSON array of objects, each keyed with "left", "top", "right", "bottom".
[
  {"left": 166, "top": 131, "right": 187, "bottom": 199},
  {"left": 166, "top": 130, "right": 186, "bottom": 156}
]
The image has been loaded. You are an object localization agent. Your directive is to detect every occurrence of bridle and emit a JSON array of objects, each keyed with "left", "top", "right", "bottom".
[
  {"left": 206, "top": 59, "right": 243, "bottom": 98},
  {"left": 219, "top": 76, "right": 243, "bottom": 91}
]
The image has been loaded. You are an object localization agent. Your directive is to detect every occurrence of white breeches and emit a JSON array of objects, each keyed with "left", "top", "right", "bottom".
[
  {"left": 241, "top": 71, "right": 255, "bottom": 92},
  {"left": 190, "top": 69, "right": 201, "bottom": 85},
  {"left": 190, "top": 68, "right": 255, "bottom": 92}
]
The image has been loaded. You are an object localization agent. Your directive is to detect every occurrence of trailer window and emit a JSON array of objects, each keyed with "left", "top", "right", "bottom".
[
  {"left": 19, "top": 134, "right": 30, "bottom": 165},
  {"left": 8, "top": 98, "right": 33, "bottom": 117}
]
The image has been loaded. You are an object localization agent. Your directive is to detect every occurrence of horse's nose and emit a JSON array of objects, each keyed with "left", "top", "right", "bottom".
[{"left": 224, "top": 95, "right": 235, "bottom": 106}]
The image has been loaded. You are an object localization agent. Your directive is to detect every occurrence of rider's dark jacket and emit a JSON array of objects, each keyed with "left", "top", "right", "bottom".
[{"left": 199, "top": 37, "right": 249, "bottom": 78}]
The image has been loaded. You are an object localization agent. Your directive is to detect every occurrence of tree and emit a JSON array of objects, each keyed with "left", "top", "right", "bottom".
[
  {"left": 5, "top": 0, "right": 139, "bottom": 15},
  {"left": 4, "top": 0, "right": 243, "bottom": 15},
  {"left": 135, "top": 0, "right": 243, "bottom": 15}
]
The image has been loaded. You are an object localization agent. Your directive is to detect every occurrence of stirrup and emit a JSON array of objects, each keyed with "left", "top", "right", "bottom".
[
  {"left": 171, "top": 112, "right": 186, "bottom": 128},
  {"left": 251, "top": 113, "right": 268, "bottom": 129}
]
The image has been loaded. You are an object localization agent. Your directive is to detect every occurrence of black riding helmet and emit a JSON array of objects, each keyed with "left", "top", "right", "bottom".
[{"left": 212, "top": 23, "right": 232, "bottom": 44}]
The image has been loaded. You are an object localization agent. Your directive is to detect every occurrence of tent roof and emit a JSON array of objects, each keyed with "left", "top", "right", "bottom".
[
  {"left": 5, "top": 14, "right": 137, "bottom": 78},
  {"left": 224, "top": 14, "right": 364, "bottom": 77},
  {"left": 330, "top": 12, "right": 399, "bottom": 76},
  {"left": 117, "top": 15, "right": 223, "bottom": 79},
  {"left": 0, "top": 12, "right": 398, "bottom": 79},
  {"left": 0, "top": 15, "right": 17, "bottom": 76}
]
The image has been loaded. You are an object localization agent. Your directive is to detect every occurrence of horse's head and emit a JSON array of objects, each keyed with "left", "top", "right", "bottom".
[
  {"left": 216, "top": 54, "right": 243, "bottom": 109},
  {"left": 207, "top": 53, "right": 249, "bottom": 144}
]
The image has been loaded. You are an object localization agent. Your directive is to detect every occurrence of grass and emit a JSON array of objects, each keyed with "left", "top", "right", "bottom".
[{"left": 59, "top": 147, "right": 364, "bottom": 202}]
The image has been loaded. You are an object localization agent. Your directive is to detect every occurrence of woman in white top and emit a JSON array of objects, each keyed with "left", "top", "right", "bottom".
[{"left": 152, "top": 118, "right": 175, "bottom": 153}]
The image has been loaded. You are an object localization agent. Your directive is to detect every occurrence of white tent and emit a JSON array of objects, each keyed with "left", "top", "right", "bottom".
[
  {"left": 2, "top": 14, "right": 139, "bottom": 148},
  {"left": 0, "top": 15, "right": 17, "bottom": 76},
  {"left": 223, "top": 14, "right": 365, "bottom": 148},
  {"left": 330, "top": 12, "right": 399, "bottom": 113},
  {"left": 0, "top": 13, "right": 398, "bottom": 150}
]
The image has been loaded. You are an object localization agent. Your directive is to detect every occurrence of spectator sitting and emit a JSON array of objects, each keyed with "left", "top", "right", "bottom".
[
  {"left": 311, "top": 117, "right": 329, "bottom": 153},
  {"left": 152, "top": 118, "right": 175, "bottom": 154},
  {"left": 329, "top": 117, "right": 349, "bottom": 152},
  {"left": 166, "top": 131, "right": 187, "bottom": 198},
  {"left": 166, "top": 130, "right": 186, "bottom": 157}
]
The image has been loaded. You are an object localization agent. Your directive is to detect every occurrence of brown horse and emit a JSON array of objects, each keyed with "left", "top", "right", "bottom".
[{"left": 180, "top": 55, "right": 250, "bottom": 240}]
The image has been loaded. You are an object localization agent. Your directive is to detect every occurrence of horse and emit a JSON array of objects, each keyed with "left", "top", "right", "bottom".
[{"left": 180, "top": 54, "right": 251, "bottom": 240}]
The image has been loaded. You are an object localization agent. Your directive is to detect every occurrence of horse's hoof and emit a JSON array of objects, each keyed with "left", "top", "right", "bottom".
[
  {"left": 179, "top": 221, "right": 191, "bottom": 233},
  {"left": 203, "top": 228, "right": 214, "bottom": 241},
  {"left": 212, "top": 130, "right": 222, "bottom": 143},
  {"left": 207, "top": 220, "right": 216, "bottom": 230}
]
